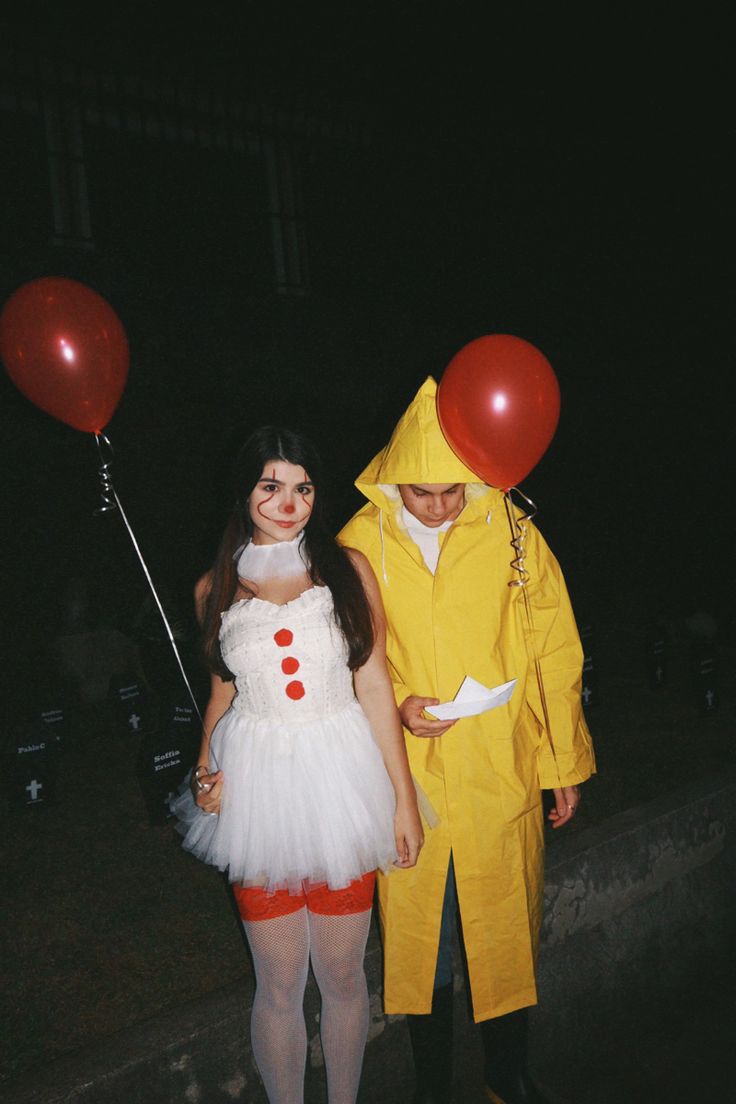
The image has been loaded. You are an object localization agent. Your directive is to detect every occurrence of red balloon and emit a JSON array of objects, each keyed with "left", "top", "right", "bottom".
[
  {"left": 437, "top": 334, "right": 560, "bottom": 490},
  {"left": 0, "top": 277, "right": 128, "bottom": 433}
]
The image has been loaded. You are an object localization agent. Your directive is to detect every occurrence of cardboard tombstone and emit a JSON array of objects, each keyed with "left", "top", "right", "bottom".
[
  {"left": 32, "top": 680, "right": 74, "bottom": 748},
  {"left": 693, "top": 643, "right": 719, "bottom": 715},
  {"left": 646, "top": 624, "right": 669, "bottom": 690},
  {"left": 36, "top": 704, "right": 68, "bottom": 743},
  {"left": 108, "top": 672, "right": 154, "bottom": 737},
  {"left": 685, "top": 612, "right": 719, "bottom": 716},
  {"left": 136, "top": 699, "right": 199, "bottom": 825},
  {"left": 12, "top": 730, "right": 58, "bottom": 808},
  {"left": 579, "top": 623, "right": 598, "bottom": 710}
]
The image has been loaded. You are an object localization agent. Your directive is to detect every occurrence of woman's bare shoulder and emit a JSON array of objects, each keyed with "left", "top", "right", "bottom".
[
  {"left": 343, "top": 546, "right": 370, "bottom": 572},
  {"left": 343, "top": 546, "right": 380, "bottom": 596}
]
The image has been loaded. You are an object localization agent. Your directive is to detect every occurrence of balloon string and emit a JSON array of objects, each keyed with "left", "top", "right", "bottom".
[
  {"left": 504, "top": 489, "right": 559, "bottom": 774},
  {"left": 93, "top": 434, "right": 204, "bottom": 727},
  {"left": 94, "top": 432, "right": 117, "bottom": 514},
  {"left": 504, "top": 485, "right": 537, "bottom": 588}
]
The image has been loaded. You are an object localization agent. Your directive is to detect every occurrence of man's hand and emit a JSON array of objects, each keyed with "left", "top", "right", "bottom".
[
  {"left": 547, "top": 785, "right": 581, "bottom": 829},
  {"left": 399, "top": 696, "right": 457, "bottom": 738}
]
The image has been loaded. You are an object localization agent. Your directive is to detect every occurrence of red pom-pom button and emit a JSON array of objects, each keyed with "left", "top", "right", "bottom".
[
  {"left": 285, "top": 680, "right": 305, "bottom": 700},
  {"left": 281, "top": 657, "right": 300, "bottom": 675},
  {"left": 274, "top": 628, "right": 293, "bottom": 647}
]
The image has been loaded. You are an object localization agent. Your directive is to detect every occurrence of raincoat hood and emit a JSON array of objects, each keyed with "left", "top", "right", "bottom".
[{"left": 355, "top": 377, "right": 492, "bottom": 517}]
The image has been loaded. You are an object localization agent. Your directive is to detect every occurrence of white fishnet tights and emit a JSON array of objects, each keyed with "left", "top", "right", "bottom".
[{"left": 244, "top": 906, "right": 372, "bottom": 1104}]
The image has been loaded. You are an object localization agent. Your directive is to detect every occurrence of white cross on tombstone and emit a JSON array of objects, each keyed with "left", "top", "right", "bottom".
[
  {"left": 582, "top": 686, "right": 592, "bottom": 704},
  {"left": 706, "top": 689, "right": 714, "bottom": 708},
  {"left": 655, "top": 665, "right": 663, "bottom": 681},
  {"left": 26, "top": 779, "right": 43, "bottom": 801},
  {"left": 128, "top": 712, "right": 141, "bottom": 731}
]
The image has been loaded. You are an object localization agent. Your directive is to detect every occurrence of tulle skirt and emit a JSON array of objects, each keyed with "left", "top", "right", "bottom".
[{"left": 170, "top": 700, "right": 398, "bottom": 893}]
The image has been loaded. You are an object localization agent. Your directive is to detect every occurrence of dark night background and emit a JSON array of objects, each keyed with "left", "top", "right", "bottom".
[
  {"left": 0, "top": 2, "right": 732, "bottom": 711},
  {"left": 1, "top": 3, "right": 735, "bottom": 1092}
]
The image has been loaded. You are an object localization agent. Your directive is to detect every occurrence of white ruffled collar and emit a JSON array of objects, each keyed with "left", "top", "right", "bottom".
[{"left": 235, "top": 535, "right": 309, "bottom": 584}]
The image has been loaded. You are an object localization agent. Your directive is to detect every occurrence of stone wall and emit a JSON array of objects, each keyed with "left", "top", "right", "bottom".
[{"left": 10, "top": 767, "right": 735, "bottom": 1103}]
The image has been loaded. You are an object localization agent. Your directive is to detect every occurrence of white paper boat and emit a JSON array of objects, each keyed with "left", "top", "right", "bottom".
[{"left": 425, "top": 675, "right": 518, "bottom": 720}]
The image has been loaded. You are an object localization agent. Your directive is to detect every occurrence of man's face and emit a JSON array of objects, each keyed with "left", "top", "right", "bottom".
[{"left": 398, "top": 483, "right": 466, "bottom": 528}]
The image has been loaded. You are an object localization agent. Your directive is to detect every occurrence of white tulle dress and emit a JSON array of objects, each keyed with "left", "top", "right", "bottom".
[{"left": 171, "top": 585, "right": 398, "bottom": 893}]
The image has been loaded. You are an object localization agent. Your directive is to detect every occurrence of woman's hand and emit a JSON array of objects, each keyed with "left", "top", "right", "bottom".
[
  {"left": 189, "top": 673, "right": 235, "bottom": 818},
  {"left": 399, "top": 695, "right": 457, "bottom": 738},
  {"left": 191, "top": 764, "right": 223, "bottom": 815},
  {"left": 393, "top": 800, "right": 424, "bottom": 868}
]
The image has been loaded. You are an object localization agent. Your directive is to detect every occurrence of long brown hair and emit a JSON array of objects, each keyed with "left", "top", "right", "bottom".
[{"left": 200, "top": 426, "right": 374, "bottom": 679}]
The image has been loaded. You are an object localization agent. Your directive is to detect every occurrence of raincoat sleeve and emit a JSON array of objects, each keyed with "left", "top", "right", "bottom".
[{"left": 523, "top": 524, "right": 596, "bottom": 789}]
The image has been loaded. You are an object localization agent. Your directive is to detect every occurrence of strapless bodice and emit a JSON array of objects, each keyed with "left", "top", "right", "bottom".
[{"left": 219, "top": 586, "right": 355, "bottom": 724}]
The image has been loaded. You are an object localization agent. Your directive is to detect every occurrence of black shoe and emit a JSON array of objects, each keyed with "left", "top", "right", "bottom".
[
  {"left": 484, "top": 1073, "right": 551, "bottom": 1104},
  {"left": 481, "top": 1008, "right": 551, "bottom": 1104},
  {"left": 406, "top": 981, "right": 454, "bottom": 1104}
]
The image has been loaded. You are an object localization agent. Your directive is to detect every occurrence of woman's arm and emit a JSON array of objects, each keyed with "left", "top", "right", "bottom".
[
  {"left": 347, "top": 548, "right": 424, "bottom": 868},
  {"left": 190, "top": 571, "right": 234, "bottom": 814},
  {"left": 190, "top": 671, "right": 235, "bottom": 813}
]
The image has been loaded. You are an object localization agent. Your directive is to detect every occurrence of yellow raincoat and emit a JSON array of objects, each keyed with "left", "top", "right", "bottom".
[{"left": 339, "top": 377, "right": 595, "bottom": 1022}]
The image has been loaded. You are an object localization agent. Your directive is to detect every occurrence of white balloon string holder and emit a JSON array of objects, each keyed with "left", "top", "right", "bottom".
[
  {"left": 503, "top": 486, "right": 559, "bottom": 772},
  {"left": 93, "top": 432, "right": 203, "bottom": 726}
]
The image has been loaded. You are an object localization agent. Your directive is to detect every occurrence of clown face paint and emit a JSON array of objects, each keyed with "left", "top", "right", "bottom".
[
  {"left": 398, "top": 483, "right": 465, "bottom": 528},
  {"left": 248, "top": 460, "right": 314, "bottom": 545}
]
